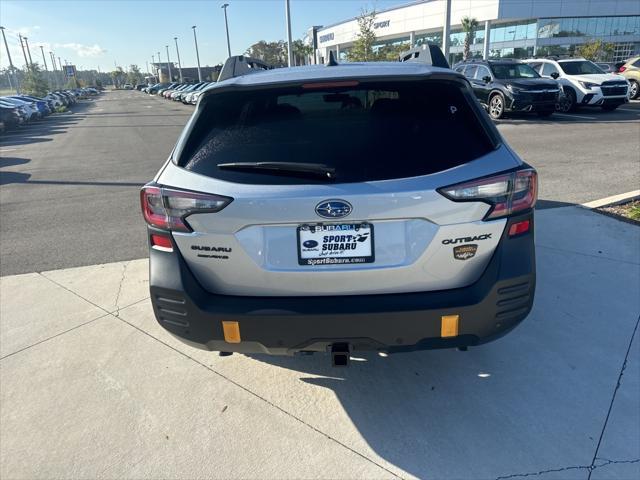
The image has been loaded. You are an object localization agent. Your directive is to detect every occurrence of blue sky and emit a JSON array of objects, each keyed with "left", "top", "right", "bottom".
[{"left": 1, "top": 0, "right": 403, "bottom": 72}]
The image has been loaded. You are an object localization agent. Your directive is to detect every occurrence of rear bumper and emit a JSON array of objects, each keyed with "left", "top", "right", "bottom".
[{"left": 148, "top": 213, "right": 536, "bottom": 355}]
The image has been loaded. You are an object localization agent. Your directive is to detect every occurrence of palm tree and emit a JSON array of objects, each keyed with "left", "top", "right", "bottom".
[{"left": 461, "top": 17, "right": 479, "bottom": 61}]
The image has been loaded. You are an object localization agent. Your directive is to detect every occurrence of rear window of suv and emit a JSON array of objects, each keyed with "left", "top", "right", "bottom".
[{"left": 178, "top": 80, "right": 496, "bottom": 185}]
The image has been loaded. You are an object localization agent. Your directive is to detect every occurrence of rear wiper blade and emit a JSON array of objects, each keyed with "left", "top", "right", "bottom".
[{"left": 218, "top": 162, "right": 336, "bottom": 180}]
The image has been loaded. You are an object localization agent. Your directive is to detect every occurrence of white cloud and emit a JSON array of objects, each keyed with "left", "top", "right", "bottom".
[{"left": 55, "top": 43, "right": 107, "bottom": 57}]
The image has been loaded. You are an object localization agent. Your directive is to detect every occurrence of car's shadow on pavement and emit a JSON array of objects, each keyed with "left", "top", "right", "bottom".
[{"left": 0, "top": 117, "right": 81, "bottom": 147}]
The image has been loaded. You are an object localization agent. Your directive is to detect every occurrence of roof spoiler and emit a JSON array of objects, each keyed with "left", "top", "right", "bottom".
[
  {"left": 399, "top": 44, "right": 449, "bottom": 69},
  {"left": 218, "top": 55, "right": 275, "bottom": 82}
]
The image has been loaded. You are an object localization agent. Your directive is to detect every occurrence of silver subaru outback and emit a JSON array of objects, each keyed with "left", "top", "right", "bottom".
[{"left": 141, "top": 55, "right": 537, "bottom": 364}]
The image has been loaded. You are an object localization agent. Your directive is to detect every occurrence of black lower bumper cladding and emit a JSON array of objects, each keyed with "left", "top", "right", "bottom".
[{"left": 148, "top": 213, "right": 536, "bottom": 355}]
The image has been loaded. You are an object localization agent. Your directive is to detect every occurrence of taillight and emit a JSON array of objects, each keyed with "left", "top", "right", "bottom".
[
  {"left": 439, "top": 168, "right": 537, "bottom": 220},
  {"left": 618, "top": 66, "right": 626, "bottom": 72},
  {"left": 140, "top": 184, "right": 232, "bottom": 232},
  {"left": 508, "top": 220, "right": 530, "bottom": 237},
  {"left": 150, "top": 233, "right": 173, "bottom": 252}
]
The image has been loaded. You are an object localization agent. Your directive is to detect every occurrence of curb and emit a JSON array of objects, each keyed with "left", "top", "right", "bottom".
[
  {"left": 582, "top": 191, "right": 640, "bottom": 227},
  {"left": 580, "top": 190, "right": 640, "bottom": 209}
]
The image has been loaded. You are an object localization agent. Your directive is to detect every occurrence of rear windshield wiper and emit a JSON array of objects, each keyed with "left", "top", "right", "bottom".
[{"left": 217, "top": 162, "right": 336, "bottom": 180}]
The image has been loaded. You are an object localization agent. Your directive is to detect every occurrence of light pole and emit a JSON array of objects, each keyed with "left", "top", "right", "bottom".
[
  {"left": 221, "top": 3, "right": 231, "bottom": 58},
  {"left": 0, "top": 26, "right": 18, "bottom": 93},
  {"left": 39, "top": 45, "right": 48, "bottom": 70},
  {"left": 285, "top": 0, "right": 293, "bottom": 67},
  {"left": 192, "top": 26, "right": 202, "bottom": 82},
  {"left": 18, "top": 34, "right": 29, "bottom": 68},
  {"left": 165, "top": 45, "right": 172, "bottom": 82},
  {"left": 442, "top": 0, "right": 452, "bottom": 63},
  {"left": 23, "top": 36, "right": 34, "bottom": 67},
  {"left": 157, "top": 51, "right": 162, "bottom": 81},
  {"left": 50, "top": 51, "right": 59, "bottom": 89},
  {"left": 173, "top": 37, "right": 183, "bottom": 82}
]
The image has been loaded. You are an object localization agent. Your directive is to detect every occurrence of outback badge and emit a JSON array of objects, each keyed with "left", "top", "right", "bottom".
[{"left": 453, "top": 244, "right": 478, "bottom": 261}]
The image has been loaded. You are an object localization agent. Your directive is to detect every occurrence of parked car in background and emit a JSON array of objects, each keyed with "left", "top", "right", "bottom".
[
  {"left": 0, "top": 104, "right": 24, "bottom": 130},
  {"left": 172, "top": 82, "right": 204, "bottom": 102},
  {"left": 135, "top": 84, "right": 146, "bottom": 91},
  {"left": 0, "top": 97, "right": 40, "bottom": 121},
  {"left": 617, "top": 56, "right": 640, "bottom": 99},
  {"left": 8, "top": 95, "right": 51, "bottom": 116},
  {"left": 156, "top": 83, "right": 177, "bottom": 96},
  {"left": 164, "top": 83, "right": 189, "bottom": 99},
  {"left": 123, "top": 83, "right": 133, "bottom": 90},
  {"left": 454, "top": 59, "right": 560, "bottom": 119},
  {"left": 147, "top": 83, "right": 168, "bottom": 94},
  {"left": 43, "top": 93, "right": 64, "bottom": 108},
  {"left": 140, "top": 56, "right": 538, "bottom": 362},
  {"left": 183, "top": 82, "right": 211, "bottom": 104},
  {"left": 596, "top": 62, "right": 617, "bottom": 73},
  {"left": 526, "top": 57, "right": 629, "bottom": 111}
]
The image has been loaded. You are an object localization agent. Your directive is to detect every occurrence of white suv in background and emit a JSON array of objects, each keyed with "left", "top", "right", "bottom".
[{"left": 526, "top": 58, "right": 629, "bottom": 112}]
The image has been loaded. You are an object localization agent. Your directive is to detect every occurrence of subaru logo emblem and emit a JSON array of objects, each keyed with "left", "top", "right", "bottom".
[
  {"left": 303, "top": 240, "right": 318, "bottom": 248},
  {"left": 315, "top": 200, "right": 352, "bottom": 219}
]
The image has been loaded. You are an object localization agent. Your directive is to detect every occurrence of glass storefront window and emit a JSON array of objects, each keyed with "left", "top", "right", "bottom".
[
  {"left": 515, "top": 23, "right": 528, "bottom": 40},
  {"left": 537, "top": 16, "right": 640, "bottom": 38},
  {"left": 559, "top": 18, "right": 574, "bottom": 36},
  {"left": 574, "top": 18, "right": 585, "bottom": 36},
  {"left": 505, "top": 26, "right": 517, "bottom": 42}
]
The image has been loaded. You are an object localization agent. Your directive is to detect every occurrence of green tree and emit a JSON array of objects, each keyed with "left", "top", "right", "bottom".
[
  {"left": 127, "top": 64, "right": 142, "bottom": 85},
  {"left": 461, "top": 16, "right": 479, "bottom": 61},
  {"left": 245, "top": 40, "right": 287, "bottom": 66},
  {"left": 375, "top": 42, "right": 409, "bottom": 61},
  {"left": 346, "top": 8, "right": 377, "bottom": 62},
  {"left": 291, "top": 39, "right": 313, "bottom": 66},
  {"left": 22, "top": 63, "right": 50, "bottom": 97},
  {"left": 111, "top": 67, "right": 125, "bottom": 88},
  {"left": 577, "top": 39, "right": 615, "bottom": 61}
]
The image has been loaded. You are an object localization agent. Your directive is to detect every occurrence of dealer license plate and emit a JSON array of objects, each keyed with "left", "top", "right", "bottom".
[{"left": 297, "top": 223, "right": 374, "bottom": 266}]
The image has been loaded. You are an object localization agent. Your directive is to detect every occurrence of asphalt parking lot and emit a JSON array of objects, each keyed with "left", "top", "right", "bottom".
[{"left": 1, "top": 91, "right": 639, "bottom": 479}]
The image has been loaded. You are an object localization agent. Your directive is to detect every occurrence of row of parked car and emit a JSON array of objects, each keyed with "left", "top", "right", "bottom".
[
  {"left": 451, "top": 56, "right": 638, "bottom": 119},
  {"left": 0, "top": 87, "right": 101, "bottom": 132},
  {"left": 130, "top": 81, "right": 215, "bottom": 105}
]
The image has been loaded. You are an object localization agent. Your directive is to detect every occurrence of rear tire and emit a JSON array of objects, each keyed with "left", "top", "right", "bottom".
[
  {"left": 558, "top": 88, "right": 577, "bottom": 112},
  {"left": 488, "top": 93, "right": 505, "bottom": 119},
  {"left": 628, "top": 80, "right": 639, "bottom": 99}
]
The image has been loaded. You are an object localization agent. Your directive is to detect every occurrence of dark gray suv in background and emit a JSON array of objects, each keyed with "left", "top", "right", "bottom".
[{"left": 455, "top": 59, "right": 560, "bottom": 119}]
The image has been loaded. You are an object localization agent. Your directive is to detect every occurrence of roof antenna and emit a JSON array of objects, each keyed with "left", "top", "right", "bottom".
[{"left": 326, "top": 50, "right": 339, "bottom": 66}]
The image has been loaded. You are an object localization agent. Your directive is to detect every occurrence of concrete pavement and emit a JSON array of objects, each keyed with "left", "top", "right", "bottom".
[{"left": 1, "top": 205, "right": 638, "bottom": 479}]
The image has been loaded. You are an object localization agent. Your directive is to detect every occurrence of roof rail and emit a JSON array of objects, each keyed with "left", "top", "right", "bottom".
[
  {"left": 398, "top": 44, "right": 450, "bottom": 69},
  {"left": 218, "top": 55, "right": 275, "bottom": 82}
]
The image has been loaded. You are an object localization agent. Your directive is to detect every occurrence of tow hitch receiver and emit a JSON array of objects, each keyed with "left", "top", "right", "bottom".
[{"left": 331, "top": 343, "right": 350, "bottom": 367}]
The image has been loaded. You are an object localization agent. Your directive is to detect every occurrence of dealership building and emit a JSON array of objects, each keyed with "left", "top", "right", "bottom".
[{"left": 309, "top": 0, "right": 640, "bottom": 64}]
